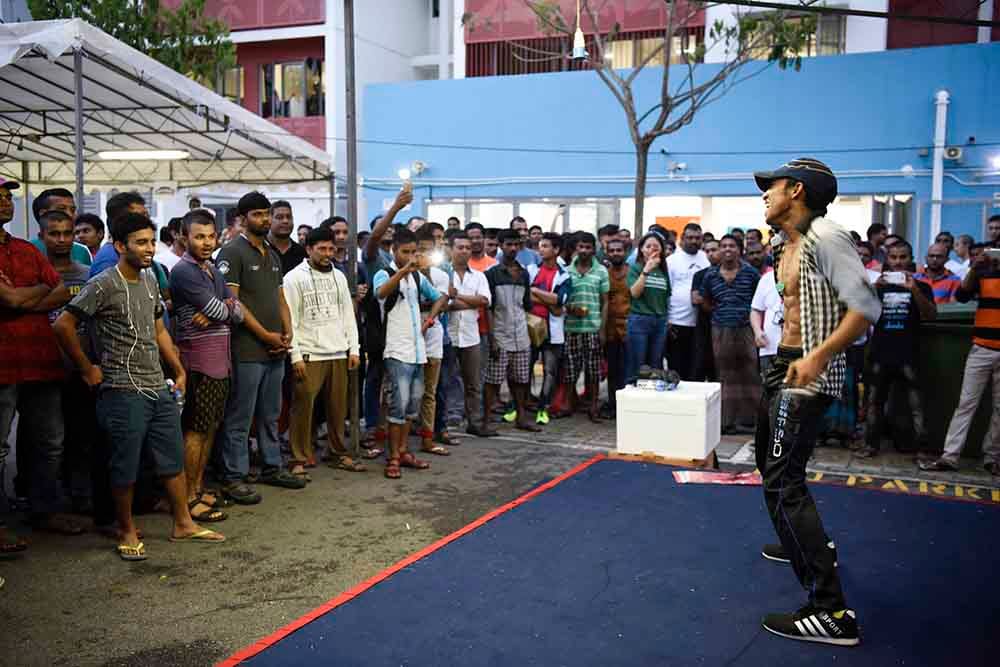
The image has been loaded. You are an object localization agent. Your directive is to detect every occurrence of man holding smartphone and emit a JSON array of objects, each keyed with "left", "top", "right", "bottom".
[{"left": 921, "top": 241, "right": 1000, "bottom": 475}]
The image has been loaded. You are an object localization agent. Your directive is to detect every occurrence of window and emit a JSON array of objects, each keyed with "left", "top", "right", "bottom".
[
  {"left": 261, "top": 59, "right": 325, "bottom": 119},
  {"left": 607, "top": 29, "right": 703, "bottom": 69},
  {"left": 431, "top": 0, "right": 440, "bottom": 19},
  {"left": 750, "top": 13, "right": 846, "bottom": 60},
  {"left": 217, "top": 66, "right": 244, "bottom": 104}
]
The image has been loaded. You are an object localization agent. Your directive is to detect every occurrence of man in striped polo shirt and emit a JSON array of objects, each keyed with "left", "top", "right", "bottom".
[
  {"left": 563, "top": 232, "right": 609, "bottom": 422},
  {"left": 921, "top": 241, "right": 1000, "bottom": 475},
  {"left": 914, "top": 242, "right": 962, "bottom": 304}
]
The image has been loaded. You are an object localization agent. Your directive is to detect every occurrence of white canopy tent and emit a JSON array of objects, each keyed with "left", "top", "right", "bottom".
[{"left": 0, "top": 19, "right": 333, "bottom": 201}]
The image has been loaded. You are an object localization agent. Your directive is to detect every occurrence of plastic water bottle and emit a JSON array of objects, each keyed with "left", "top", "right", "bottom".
[{"left": 165, "top": 379, "right": 184, "bottom": 412}]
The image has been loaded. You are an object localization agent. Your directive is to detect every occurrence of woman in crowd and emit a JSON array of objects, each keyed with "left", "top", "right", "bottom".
[{"left": 625, "top": 233, "right": 671, "bottom": 383}]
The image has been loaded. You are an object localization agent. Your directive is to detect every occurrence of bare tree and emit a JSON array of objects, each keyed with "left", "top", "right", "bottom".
[{"left": 465, "top": 1, "right": 817, "bottom": 235}]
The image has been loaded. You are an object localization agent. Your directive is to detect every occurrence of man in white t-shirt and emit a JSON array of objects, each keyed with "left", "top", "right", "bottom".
[
  {"left": 415, "top": 228, "right": 454, "bottom": 456},
  {"left": 666, "top": 223, "right": 709, "bottom": 380},
  {"left": 750, "top": 270, "right": 783, "bottom": 380},
  {"left": 154, "top": 217, "right": 186, "bottom": 271}
]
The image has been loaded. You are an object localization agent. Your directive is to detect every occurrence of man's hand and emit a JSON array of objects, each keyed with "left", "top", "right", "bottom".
[
  {"left": 903, "top": 272, "right": 917, "bottom": 293},
  {"left": 173, "top": 371, "right": 187, "bottom": 397},
  {"left": 356, "top": 284, "right": 368, "bottom": 301},
  {"left": 192, "top": 312, "right": 210, "bottom": 329},
  {"left": 395, "top": 184, "right": 414, "bottom": 210},
  {"left": 82, "top": 364, "right": 103, "bottom": 388},
  {"left": 784, "top": 352, "right": 826, "bottom": 388},
  {"left": 292, "top": 361, "right": 307, "bottom": 381},
  {"left": 421, "top": 316, "right": 434, "bottom": 334},
  {"left": 281, "top": 332, "right": 293, "bottom": 347},
  {"left": 260, "top": 330, "right": 285, "bottom": 349},
  {"left": 348, "top": 354, "right": 360, "bottom": 370},
  {"left": 754, "top": 331, "right": 768, "bottom": 348},
  {"left": 448, "top": 284, "right": 457, "bottom": 299},
  {"left": 691, "top": 291, "right": 703, "bottom": 306}
]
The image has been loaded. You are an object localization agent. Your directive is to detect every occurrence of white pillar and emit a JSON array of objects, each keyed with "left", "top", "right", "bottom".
[
  {"left": 452, "top": 0, "right": 466, "bottom": 78},
  {"left": 930, "top": 89, "right": 949, "bottom": 243},
  {"left": 438, "top": 0, "right": 451, "bottom": 78},
  {"left": 979, "top": 0, "right": 995, "bottom": 43}
]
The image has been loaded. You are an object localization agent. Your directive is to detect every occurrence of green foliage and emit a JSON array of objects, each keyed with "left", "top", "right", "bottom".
[{"left": 28, "top": 0, "right": 235, "bottom": 84}]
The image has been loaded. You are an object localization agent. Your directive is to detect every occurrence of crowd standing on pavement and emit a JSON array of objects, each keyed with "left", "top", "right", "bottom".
[{"left": 0, "top": 174, "right": 998, "bottom": 568}]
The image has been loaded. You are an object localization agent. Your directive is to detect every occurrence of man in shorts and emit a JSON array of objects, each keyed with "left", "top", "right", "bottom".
[
  {"left": 484, "top": 230, "right": 540, "bottom": 432},
  {"left": 54, "top": 212, "right": 224, "bottom": 561},
  {"left": 169, "top": 210, "right": 244, "bottom": 522}
]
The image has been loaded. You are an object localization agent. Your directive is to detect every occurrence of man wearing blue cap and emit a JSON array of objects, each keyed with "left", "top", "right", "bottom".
[{"left": 752, "top": 158, "right": 881, "bottom": 646}]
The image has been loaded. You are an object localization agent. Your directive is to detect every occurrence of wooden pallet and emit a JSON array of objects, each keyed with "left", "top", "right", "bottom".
[{"left": 608, "top": 449, "right": 718, "bottom": 469}]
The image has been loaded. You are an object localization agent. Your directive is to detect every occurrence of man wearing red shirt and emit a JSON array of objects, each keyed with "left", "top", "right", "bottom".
[{"left": 0, "top": 177, "right": 82, "bottom": 536}]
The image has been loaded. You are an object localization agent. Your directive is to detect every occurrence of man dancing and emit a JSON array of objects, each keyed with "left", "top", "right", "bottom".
[{"left": 753, "top": 159, "right": 881, "bottom": 646}]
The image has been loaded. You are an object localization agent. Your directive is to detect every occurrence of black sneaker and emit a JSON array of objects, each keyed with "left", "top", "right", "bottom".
[
  {"left": 761, "top": 543, "right": 791, "bottom": 564},
  {"left": 919, "top": 457, "right": 958, "bottom": 472},
  {"left": 762, "top": 606, "right": 860, "bottom": 646},
  {"left": 259, "top": 470, "right": 307, "bottom": 489},
  {"left": 762, "top": 541, "right": 838, "bottom": 566}
]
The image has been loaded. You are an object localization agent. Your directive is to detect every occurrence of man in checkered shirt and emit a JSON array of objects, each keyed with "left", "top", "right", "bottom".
[{"left": 751, "top": 159, "right": 881, "bottom": 647}]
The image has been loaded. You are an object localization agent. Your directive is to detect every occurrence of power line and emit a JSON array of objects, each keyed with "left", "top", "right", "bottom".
[{"left": 721, "top": 0, "right": 1000, "bottom": 29}]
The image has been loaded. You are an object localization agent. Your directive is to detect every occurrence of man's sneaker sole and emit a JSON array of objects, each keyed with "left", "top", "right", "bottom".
[
  {"left": 761, "top": 550, "right": 791, "bottom": 564},
  {"left": 762, "top": 623, "right": 860, "bottom": 646}
]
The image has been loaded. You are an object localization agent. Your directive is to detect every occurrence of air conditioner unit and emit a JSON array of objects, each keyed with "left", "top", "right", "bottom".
[{"left": 943, "top": 146, "right": 963, "bottom": 161}]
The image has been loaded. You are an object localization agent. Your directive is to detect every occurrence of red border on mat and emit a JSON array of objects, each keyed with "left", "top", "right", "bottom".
[{"left": 218, "top": 453, "right": 608, "bottom": 666}]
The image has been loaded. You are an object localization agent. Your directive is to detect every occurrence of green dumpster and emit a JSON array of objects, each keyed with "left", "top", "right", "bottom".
[{"left": 916, "top": 302, "right": 994, "bottom": 459}]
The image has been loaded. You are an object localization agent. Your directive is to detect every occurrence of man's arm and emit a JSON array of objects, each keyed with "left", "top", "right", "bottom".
[
  {"left": 283, "top": 278, "right": 304, "bottom": 364},
  {"left": 785, "top": 310, "right": 871, "bottom": 388},
  {"left": 29, "top": 282, "right": 70, "bottom": 312},
  {"left": 155, "top": 318, "right": 187, "bottom": 394},
  {"left": 423, "top": 295, "right": 449, "bottom": 333},
  {"left": 376, "top": 265, "right": 415, "bottom": 299},
  {"left": 549, "top": 205, "right": 566, "bottom": 233},
  {"left": 910, "top": 278, "right": 937, "bottom": 321},
  {"left": 53, "top": 310, "right": 102, "bottom": 387},
  {"left": 598, "top": 292, "right": 609, "bottom": 342},
  {"left": 278, "top": 287, "right": 292, "bottom": 346},
  {"left": 227, "top": 284, "right": 284, "bottom": 349},
  {"left": 0, "top": 282, "right": 50, "bottom": 309},
  {"left": 365, "top": 186, "right": 413, "bottom": 260},
  {"left": 750, "top": 309, "right": 767, "bottom": 348},
  {"left": 530, "top": 286, "right": 559, "bottom": 307}
]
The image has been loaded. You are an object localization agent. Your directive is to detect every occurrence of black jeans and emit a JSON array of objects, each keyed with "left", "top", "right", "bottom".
[
  {"left": 865, "top": 361, "right": 926, "bottom": 452},
  {"left": 754, "top": 347, "right": 846, "bottom": 611},
  {"left": 667, "top": 325, "right": 697, "bottom": 381},
  {"left": 605, "top": 340, "right": 626, "bottom": 411}
]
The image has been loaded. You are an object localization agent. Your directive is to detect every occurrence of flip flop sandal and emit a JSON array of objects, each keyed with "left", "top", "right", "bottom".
[
  {"left": 399, "top": 452, "right": 430, "bottom": 470},
  {"left": 289, "top": 468, "right": 312, "bottom": 483},
  {"left": 199, "top": 491, "right": 233, "bottom": 509},
  {"left": 169, "top": 529, "right": 226, "bottom": 543},
  {"left": 361, "top": 446, "right": 383, "bottom": 460},
  {"left": 329, "top": 456, "right": 367, "bottom": 472},
  {"left": 187, "top": 499, "right": 227, "bottom": 523},
  {"left": 435, "top": 432, "right": 461, "bottom": 446},
  {"left": 117, "top": 542, "right": 147, "bottom": 561},
  {"left": 385, "top": 458, "right": 401, "bottom": 479},
  {"left": 421, "top": 445, "right": 450, "bottom": 456},
  {"left": 0, "top": 539, "right": 27, "bottom": 554}
]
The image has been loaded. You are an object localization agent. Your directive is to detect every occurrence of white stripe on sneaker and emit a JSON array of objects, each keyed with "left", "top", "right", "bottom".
[
  {"left": 807, "top": 616, "right": 831, "bottom": 638},
  {"left": 794, "top": 620, "right": 812, "bottom": 636}
]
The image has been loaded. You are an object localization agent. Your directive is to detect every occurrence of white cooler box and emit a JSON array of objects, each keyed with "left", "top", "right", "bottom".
[{"left": 616, "top": 382, "right": 722, "bottom": 461}]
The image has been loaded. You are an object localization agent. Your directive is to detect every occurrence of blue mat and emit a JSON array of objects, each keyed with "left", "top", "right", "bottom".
[{"left": 233, "top": 458, "right": 998, "bottom": 666}]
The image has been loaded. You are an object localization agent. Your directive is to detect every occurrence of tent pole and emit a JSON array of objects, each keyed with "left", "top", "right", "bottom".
[
  {"left": 73, "top": 49, "right": 85, "bottom": 206},
  {"left": 344, "top": 0, "right": 361, "bottom": 457}
]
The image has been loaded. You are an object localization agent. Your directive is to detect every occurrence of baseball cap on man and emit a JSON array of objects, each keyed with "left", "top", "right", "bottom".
[
  {"left": 0, "top": 177, "right": 20, "bottom": 190},
  {"left": 754, "top": 158, "right": 837, "bottom": 209}
]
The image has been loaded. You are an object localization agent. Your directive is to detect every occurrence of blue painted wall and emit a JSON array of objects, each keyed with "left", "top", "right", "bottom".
[{"left": 362, "top": 42, "right": 1000, "bottom": 253}]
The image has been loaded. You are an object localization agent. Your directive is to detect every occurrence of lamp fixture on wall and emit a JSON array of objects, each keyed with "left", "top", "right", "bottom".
[{"left": 571, "top": 0, "right": 587, "bottom": 60}]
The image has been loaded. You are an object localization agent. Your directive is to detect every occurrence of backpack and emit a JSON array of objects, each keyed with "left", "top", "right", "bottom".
[{"left": 362, "top": 267, "right": 425, "bottom": 368}]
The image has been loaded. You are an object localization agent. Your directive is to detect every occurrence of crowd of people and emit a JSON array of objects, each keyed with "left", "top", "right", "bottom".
[{"left": 1, "top": 174, "right": 998, "bottom": 565}]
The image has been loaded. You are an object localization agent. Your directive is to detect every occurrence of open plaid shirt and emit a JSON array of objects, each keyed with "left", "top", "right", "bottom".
[{"left": 772, "top": 216, "right": 881, "bottom": 398}]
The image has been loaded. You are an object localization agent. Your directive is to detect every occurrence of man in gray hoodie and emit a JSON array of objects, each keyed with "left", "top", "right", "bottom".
[{"left": 283, "top": 227, "right": 361, "bottom": 478}]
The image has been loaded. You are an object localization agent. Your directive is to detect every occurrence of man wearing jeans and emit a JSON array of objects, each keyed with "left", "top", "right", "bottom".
[
  {"left": 55, "top": 213, "right": 223, "bottom": 560},
  {"left": 527, "top": 232, "right": 571, "bottom": 425},
  {"left": 753, "top": 159, "right": 880, "bottom": 646},
  {"left": 215, "top": 192, "right": 303, "bottom": 504},
  {"left": 0, "top": 177, "right": 82, "bottom": 537},
  {"left": 921, "top": 242, "right": 1000, "bottom": 475}
]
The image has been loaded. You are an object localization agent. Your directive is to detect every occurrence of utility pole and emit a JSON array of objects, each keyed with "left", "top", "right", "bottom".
[{"left": 343, "top": 0, "right": 362, "bottom": 457}]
